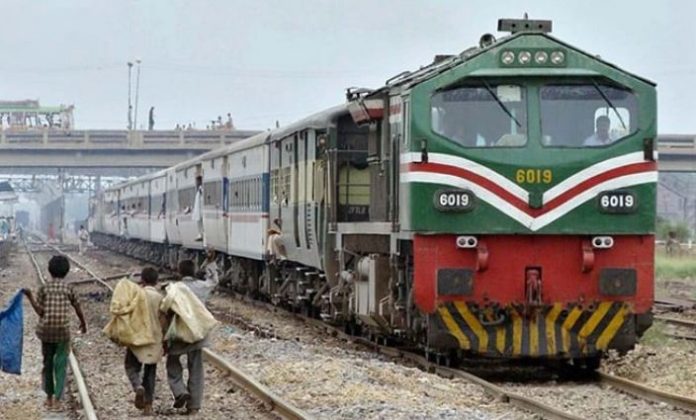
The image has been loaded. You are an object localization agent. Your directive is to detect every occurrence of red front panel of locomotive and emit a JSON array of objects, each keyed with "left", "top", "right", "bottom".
[{"left": 413, "top": 234, "right": 653, "bottom": 314}]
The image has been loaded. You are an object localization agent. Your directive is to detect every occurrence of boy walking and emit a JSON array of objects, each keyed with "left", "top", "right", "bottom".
[
  {"left": 161, "top": 260, "right": 218, "bottom": 415},
  {"left": 124, "top": 267, "right": 163, "bottom": 415},
  {"left": 23, "top": 255, "right": 87, "bottom": 410}
]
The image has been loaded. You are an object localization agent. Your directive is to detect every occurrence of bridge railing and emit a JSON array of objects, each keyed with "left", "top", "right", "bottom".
[
  {"left": 657, "top": 135, "right": 696, "bottom": 150},
  {"left": 0, "top": 129, "right": 260, "bottom": 149}
]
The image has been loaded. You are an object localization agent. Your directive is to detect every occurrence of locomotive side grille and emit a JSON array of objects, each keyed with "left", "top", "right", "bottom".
[
  {"left": 437, "top": 268, "right": 474, "bottom": 295},
  {"left": 432, "top": 301, "right": 631, "bottom": 357},
  {"left": 599, "top": 268, "right": 637, "bottom": 296}
]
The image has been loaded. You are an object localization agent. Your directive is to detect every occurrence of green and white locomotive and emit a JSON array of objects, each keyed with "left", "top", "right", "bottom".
[{"left": 92, "top": 18, "right": 656, "bottom": 368}]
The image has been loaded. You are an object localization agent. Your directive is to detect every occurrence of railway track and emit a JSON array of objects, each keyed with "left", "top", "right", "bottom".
[
  {"left": 32, "top": 237, "right": 310, "bottom": 420},
  {"left": 655, "top": 315, "right": 696, "bottom": 341},
  {"left": 53, "top": 239, "right": 696, "bottom": 419},
  {"left": 597, "top": 372, "right": 696, "bottom": 413},
  {"left": 223, "top": 292, "right": 696, "bottom": 419}
]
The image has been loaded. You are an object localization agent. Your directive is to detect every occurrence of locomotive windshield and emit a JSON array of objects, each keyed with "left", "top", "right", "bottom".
[
  {"left": 540, "top": 82, "right": 638, "bottom": 147},
  {"left": 431, "top": 83, "right": 527, "bottom": 147}
]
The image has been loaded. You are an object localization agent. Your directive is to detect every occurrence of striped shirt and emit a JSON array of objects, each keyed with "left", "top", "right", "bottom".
[{"left": 36, "top": 280, "right": 80, "bottom": 343}]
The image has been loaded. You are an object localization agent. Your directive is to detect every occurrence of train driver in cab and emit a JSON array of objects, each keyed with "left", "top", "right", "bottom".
[{"left": 584, "top": 115, "right": 614, "bottom": 147}]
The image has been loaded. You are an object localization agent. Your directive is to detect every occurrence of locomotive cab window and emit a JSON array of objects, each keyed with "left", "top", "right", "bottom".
[
  {"left": 431, "top": 83, "right": 527, "bottom": 148},
  {"left": 540, "top": 82, "right": 638, "bottom": 147}
]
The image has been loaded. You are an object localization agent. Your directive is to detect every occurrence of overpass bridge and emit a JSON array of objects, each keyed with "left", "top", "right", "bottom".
[
  {"left": 656, "top": 135, "right": 696, "bottom": 172},
  {"left": 0, "top": 129, "right": 260, "bottom": 176},
  {"left": 0, "top": 130, "right": 694, "bottom": 175}
]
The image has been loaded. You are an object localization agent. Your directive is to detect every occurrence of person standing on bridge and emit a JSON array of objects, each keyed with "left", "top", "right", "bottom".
[
  {"left": 148, "top": 106, "right": 155, "bottom": 131},
  {"left": 23, "top": 255, "right": 87, "bottom": 411}
]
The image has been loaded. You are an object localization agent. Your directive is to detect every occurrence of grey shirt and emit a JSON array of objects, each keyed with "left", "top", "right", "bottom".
[{"left": 181, "top": 275, "right": 217, "bottom": 304}]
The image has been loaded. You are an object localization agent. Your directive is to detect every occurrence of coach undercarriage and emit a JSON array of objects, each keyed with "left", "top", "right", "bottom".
[{"left": 90, "top": 231, "right": 419, "bottom": 335}]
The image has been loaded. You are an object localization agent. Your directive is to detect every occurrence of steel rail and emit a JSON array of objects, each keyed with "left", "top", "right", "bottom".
[
  {"left": 598, "top": 372, "right": 696, "bottom": 413},
  {"left": 655, "top": 315, "right": 696, "bottom": 341},
  {"left": 86, "top": 245, "right": 694, "bottom": 419},
  {"left": 36, "top": 239, "right": 114, "bottom": 292},
  {"left": 667, "top": 333, "right": 696, "bottom": 341},
  {"left": 292, "top": 300, "right": 696, "bottom": 416},
  {"left": 655, "top": 315, "right": 696, "bottom": 329},
  {"left": 223, "top": 292, "right": 581, "bottom": 420},
  {"left": 49, "top": 241, "right": 310, "bottom": 420},
  {"left": 202, "top": 349, "right": 312, "bottom": 420},
  {"left": 24, "top": 241, "right": 99, "bottom": 420},
  {"left": 67, "top": 272, "right": 178, "bottom": 286}
]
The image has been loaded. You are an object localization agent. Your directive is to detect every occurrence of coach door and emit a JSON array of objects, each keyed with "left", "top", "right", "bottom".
[{"left": 335, "top": 114, "right": 370, "bottom": 223}]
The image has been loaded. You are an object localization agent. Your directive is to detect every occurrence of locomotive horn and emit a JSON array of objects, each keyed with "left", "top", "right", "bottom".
[{"left": 479, "top": 33, "right": 496, "bottom": 48}]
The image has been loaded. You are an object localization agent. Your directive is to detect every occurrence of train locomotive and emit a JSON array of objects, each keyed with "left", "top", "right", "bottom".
[{"left": 91, "top": 18, "right": 657, "bottom": 368}]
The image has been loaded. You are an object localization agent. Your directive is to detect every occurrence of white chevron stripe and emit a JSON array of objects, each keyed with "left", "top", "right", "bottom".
[
  {"left": 542, "top": 152, "right": 645, "bottom": 203},
  {"left": 400, "top": 172, "right": 535, "bottom": 228},
  {"left": 401, "top": 170, "right": 657, "bottom": 231},
  {"left": 401, "top": 151, "right": 653, "bottom": 209},
  {"left": 401, "top": 152, "right": 528, "bottom": 202},
  {"left": 531, "top": 171, "right": 657, "bottom": 230}
]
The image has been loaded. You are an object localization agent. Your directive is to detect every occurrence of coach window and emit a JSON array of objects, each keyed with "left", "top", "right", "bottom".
[
  {"left": 540, "top": 82, "right": 638, "bottom": 147},
  {"left": 432, "top": 83, "right": 527, "bottom": 147},
  {"left": 254, "top": 178, "right": 259, "bottom": 210},
  {"left": 245, "top": 179, "right": 250, "bottom": 210}
]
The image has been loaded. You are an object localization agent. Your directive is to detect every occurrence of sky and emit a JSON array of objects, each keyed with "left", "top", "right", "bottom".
[{"left": 0, "top": 0, "right": 693, "bottom": 133}]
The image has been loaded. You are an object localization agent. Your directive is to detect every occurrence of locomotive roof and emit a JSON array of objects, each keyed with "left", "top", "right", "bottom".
[
  {"left": 102, "top": 30, "right": 654, "bottom": 196},
  {"left": 372, "top": 32, "right": 655, "bottom": 95}
]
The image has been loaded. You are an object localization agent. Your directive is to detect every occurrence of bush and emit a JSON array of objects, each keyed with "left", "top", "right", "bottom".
[{"left": 656, "top": 216, "right": 691, "bottom": 241}]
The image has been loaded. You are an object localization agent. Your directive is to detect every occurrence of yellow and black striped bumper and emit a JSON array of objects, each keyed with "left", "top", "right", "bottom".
[{"left": 432, "top": 301, "right": 633, "bottom": 358}]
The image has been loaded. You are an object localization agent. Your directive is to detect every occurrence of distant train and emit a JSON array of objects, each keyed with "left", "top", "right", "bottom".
[{"left": 91, "top": 18, "right": 657, "bottom": 368}]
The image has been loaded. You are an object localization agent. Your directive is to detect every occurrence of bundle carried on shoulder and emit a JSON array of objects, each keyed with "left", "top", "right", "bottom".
[
  {"left": 161, "top": 282, "right": 218, "bottom": 344},
  {"left": 103, "top": 279, "right": 157, "bottom": 346}
]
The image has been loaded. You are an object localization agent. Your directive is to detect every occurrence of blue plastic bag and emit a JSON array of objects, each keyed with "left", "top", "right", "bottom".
[{"left": 0, "top": 290, "right": 24, "bottom": 374}]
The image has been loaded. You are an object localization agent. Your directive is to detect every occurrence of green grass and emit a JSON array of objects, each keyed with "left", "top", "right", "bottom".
[
  {"left": 640, "top": 321, "right": 695, "bottom": 352},
  {"left": 640, "top": 321, "right": 670, "bottom": 347},
  {"left": 655, "top": 254, "right": 696, "bottom": 280}
]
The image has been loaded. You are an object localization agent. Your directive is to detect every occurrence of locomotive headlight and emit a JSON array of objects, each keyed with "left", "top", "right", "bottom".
[
  {"left": 500, "top": 50, "right": 515, "bottom": 65},
  {"left": 592, "top": 236, "right": 614, "bottom": 249},
  {"left": 550, "top": 50, "right": 566, "bottom": 65},
  {"left": 456, "top": 236, "right": 478, "bottom": 249},
  {"left": 534, "top": 51, "right": 548, "bottom": 64},
  {"left": 518, "top": 51, "right": 532, "bottom": 65}
]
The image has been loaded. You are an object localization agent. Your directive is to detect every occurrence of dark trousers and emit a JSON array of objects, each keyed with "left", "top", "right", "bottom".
[
  {"left": 42, "top": 341, "right": 69, "bottom": 400},
  {"left": 124, "top": 349, "right": 157, "bottom": 404},
  {"left": 166, "top": 349, "right": 204, "bottom": 410}
]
